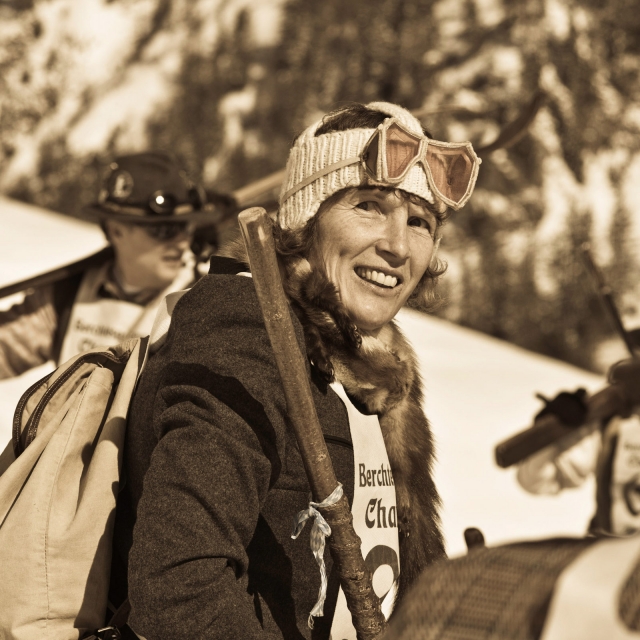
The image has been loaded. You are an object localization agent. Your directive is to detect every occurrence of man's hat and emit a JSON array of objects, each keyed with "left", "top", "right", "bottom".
[{"left": 82, "top": 151, "right": 219, "bottom": 225}]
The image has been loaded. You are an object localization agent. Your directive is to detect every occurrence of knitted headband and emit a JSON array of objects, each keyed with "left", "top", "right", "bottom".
[{"left": 278, "top": 101, "right": 435, "bottom": 230}]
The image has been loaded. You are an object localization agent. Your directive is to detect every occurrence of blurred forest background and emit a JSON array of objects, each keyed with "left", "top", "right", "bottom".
[{"left": 1, "top": 0, "right": 639, "bottom": 372}]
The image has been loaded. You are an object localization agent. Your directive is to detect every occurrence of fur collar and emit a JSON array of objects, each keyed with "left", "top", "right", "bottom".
[{"left": 220, "top": 236, "right": 446, "bottom": 602}]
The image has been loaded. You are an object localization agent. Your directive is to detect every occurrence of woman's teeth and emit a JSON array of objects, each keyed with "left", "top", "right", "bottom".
[{"left": 356, "top": 267, "right": 398, "bottom": 288}]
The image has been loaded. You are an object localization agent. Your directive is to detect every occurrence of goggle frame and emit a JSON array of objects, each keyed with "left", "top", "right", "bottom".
[{"left": 361, "top": 118, "right": 481, "bottom": 210}]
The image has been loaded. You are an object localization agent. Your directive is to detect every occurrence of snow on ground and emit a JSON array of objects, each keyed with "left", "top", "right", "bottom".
[
  {"left": 396, "top": 308, "right": 602, "bottom": 556},
  {"left": 0, "top": 205, "right": 603, "bottom": 557}
]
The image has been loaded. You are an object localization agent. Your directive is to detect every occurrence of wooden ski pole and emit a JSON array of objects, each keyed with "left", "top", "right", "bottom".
[
  {"left": 494, "top": 384, "right": 625, "bottom": 468},
  {"left": 495, "top": 357, "right": 640, "bottom": 468},
  {"left": 238, "top": 207, "right": 386, "bottom": 640},
  {"left": 581, "top": 242, "right": 637, "bottom": 358}
]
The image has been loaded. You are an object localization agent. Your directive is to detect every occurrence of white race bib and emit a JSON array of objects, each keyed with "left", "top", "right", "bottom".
[
  {"left": 329, "top": 383, "right": 400, "bottom": 640},
  {"left": 609, "top": 412, "right": 640, "bottom": 535},
  {"left": 541, "top": 534, "right": 640, "bottom": 640},
  {"left": 59, "top": 262, "right": 193, "bottom": 364}
]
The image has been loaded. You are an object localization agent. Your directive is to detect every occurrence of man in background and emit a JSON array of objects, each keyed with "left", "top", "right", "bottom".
[
  {"left": 517, "top": 328, "right": 640, "bottom": 535},
  {"left": 0, "top": 151, "right": 222, "bottom": 378}
]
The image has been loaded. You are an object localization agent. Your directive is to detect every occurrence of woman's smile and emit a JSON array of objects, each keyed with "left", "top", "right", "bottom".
[
  {"left": 354, "top": 266, "right": 401, "bottom": 289},
  {"left": 309, "top": 187, "right": 436, "bottom": 334}
]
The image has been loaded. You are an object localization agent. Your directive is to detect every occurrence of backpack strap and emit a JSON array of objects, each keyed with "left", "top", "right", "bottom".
[
  {"left": 51, "top": 270, "right": 84, "bottom": 366},
  {"left": 108, "top": 598, "right": 132, "bottom": 629},
  {"left": 83, "top": 595, "right": 149, "bottom": 639},
  {"left": 51, "top": 248, "right": 114, "bottom": 365},
  {"left": 81, "top": 599, "right": 132, "bottom": 639}
]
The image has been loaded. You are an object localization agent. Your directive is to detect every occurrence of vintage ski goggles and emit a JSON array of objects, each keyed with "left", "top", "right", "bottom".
[
  {"left": 132, "top": 191, "right": 200, "bottom": 239},
  {"left": 99, "top": 187, "right": 205, "bottom": 218},
  {"left": 362, "top": 118, "right": 481, "bottom": 210},
  {"left": 147, "top": 188, "right": 204, "bottom": 216},
  {"left": 280, "top": 117, "right": 481, "bottom": 212},
  {"left": 138, "top": 221, "right": 194, "bottom": 241}
]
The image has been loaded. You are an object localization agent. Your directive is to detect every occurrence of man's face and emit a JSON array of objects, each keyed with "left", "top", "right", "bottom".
[{"left": 107, "top": 220, "right": 194, "bottom": 290}]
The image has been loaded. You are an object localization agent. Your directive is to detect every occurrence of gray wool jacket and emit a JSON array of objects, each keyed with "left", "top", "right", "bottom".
[{"left": 111, "top": 257, "right": 356, "bottom": 639}]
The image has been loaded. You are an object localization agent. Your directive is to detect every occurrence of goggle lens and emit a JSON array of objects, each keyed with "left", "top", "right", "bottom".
[
  {"left": 149, "top": 191, "right": 178, "bottom": 215},
  {"left": 424, "top": 144, "right": 476, "bottom": 206},
  {"left": 142, "top": 222, "right": 192, "bottom": 241},
  {"left": 148, "top": 187, "right": 204, "bottom": 215},
  {"left": 385, "top": 123, "right": 422, "bottom": 179}
]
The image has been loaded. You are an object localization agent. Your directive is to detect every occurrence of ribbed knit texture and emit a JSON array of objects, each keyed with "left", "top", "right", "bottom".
[
  {"left": 278, "top": 102, "right": 435, "bottom": 230},
  {"left": 382, "top": 538, "right": 596, "bottom": 640}
]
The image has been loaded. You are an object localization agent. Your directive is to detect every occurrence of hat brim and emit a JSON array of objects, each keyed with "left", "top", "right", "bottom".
[{"left": 81, "top": 203, "right": 226, "bottom": 226}]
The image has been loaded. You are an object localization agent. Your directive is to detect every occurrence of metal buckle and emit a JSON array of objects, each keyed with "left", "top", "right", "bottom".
[{"left": 94, "top": 627, "right": 122, "bottom": 640}]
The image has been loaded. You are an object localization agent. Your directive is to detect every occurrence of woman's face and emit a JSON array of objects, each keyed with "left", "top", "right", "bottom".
[{"left": 309, "top": 188, "right": 437, "bottom": 334}]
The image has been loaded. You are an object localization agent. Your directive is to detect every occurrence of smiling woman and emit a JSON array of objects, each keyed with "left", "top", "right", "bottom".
[
  {"left": 309, "top": 187, "right": 438, "bottom": 333},
  {"left": 114, "top": 102, "right": 481, "bottom": 640}
]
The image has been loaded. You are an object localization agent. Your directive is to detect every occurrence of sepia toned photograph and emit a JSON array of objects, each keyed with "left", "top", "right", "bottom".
[{"left": 0, "top": 0, "right": 639, "bottom": 638}]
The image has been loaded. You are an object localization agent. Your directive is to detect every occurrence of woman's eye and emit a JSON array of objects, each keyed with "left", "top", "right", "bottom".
[
  {"left": 408, "top": 217, "right": 432, "bottom": 232},
  {"left": 356, "top": 201, "right": 375, "bottom": 211}
]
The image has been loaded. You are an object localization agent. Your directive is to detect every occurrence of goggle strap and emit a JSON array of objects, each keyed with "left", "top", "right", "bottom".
[
  {"left": 280, "top": 156, "right": 360, "bottom": 204},
  {"left": 100, "top": 202, "right": 151, "bottom": 217},
  {"left": 99, "top": 201, "right": 195, "bottom": 217}
]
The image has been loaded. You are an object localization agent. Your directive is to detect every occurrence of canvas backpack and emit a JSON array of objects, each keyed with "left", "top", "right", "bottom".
[{"left": 0, "top": 335, "right": 148, "bottom": 640}]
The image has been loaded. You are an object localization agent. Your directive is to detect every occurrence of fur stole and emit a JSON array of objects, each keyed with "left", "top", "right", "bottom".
[{"left": 220, "top": 236, "right": 446, "bottom": 603}]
